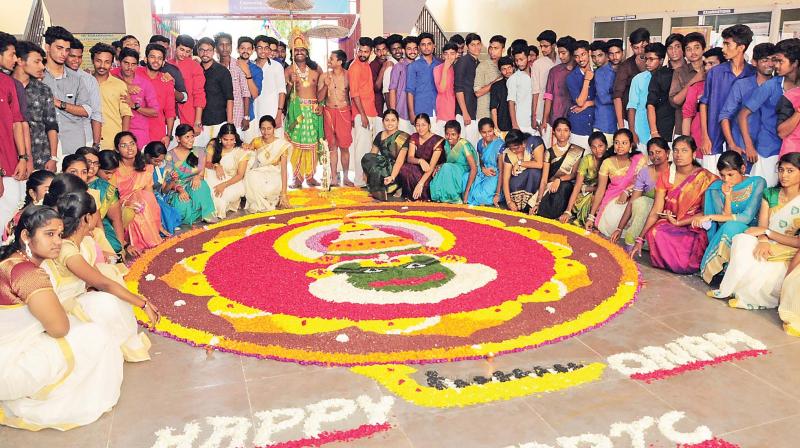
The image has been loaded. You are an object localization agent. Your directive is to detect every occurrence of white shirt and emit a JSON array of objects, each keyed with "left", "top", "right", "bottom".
[
  {"left": 530, "top": 56, "right": 555, "bottom": 124},
  {"left": 253, "top": 58, "right": 287, "bottom": 121},
  {"left": 507, "top": 69, "right": 533, "bottom": 128},
  {"left": 383, "top": 56, "right": 399, "bottom": 95}
]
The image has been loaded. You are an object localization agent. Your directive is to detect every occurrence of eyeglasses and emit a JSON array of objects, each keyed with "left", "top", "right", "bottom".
[
  {"left": 86, "top": 160, "right": 100, "bottom": 166},
  {"left": 118, "top": 142, "right": 136, "bottom": 149}
]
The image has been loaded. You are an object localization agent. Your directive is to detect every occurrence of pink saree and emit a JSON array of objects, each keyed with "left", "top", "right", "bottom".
[
  {"left": 115, "top": 165, "right": 163, "bottom": 251},
  {"left": 596, "top": 153, "right": 646, "bottom": 223},
  {"left": 646, "top": 166, "right": 717, "bottom": 274}
]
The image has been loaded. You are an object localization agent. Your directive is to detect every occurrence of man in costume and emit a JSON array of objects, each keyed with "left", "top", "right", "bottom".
[{"left": 284, "top": 29, "right": 324, "bottom": 189}]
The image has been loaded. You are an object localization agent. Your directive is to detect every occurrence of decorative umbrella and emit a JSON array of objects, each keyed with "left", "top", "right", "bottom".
[
  {"left": 306, "top": 24, "right": 350, "bottom": 56},
  {"left": 267, "top": 0, "right": 314, "bottom": 28}
]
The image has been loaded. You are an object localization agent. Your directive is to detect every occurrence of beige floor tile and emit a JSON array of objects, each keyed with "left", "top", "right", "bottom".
[
  {"left": 722, "top": 414, "right": 800, "bottom": 448},
  {"left": 0, "top": 411, "right": 112, "bottom": 448}
]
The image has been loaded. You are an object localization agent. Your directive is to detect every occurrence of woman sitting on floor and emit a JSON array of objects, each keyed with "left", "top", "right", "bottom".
[
  {"left": 361, "top": 109, "right": 411, "bottom": 201},
  {"left": 0, "top": 205, "right": 124, "bottom": 431},
  {"left": 45, "top": 191, "right": 158, "bottom": 362},
  {"left": 699, "top": 151, "right": 767, "bottom": 284},
  {"left": 630, "top": 136, "right": 717, "bottom": 274},
  {"left": 468, "top": 118, "right": 504, "bottom": 206},
  {"left": 612, "top": 137, "right": 671, "bottom": 251},
  {"left": 143, "top": 141, "right": 182, "bottom": 235},
  {"left": 244, "top": 115, "right": 291, "bottom": 212},
  {"left": 113, "top": 132, "right": 164, "bottom": 252},
  {"left": 2, "top": 170, "right": 54, "bottom": 241},
  {"left": 430, "top": 120, "right": 479, "bottom": 204},
  {"left": 397, "top": 114, "right": 445, "bottom": 201},
  {"left": 500, "top": 129, "right": 544, "bottom": 213},
  {"left": 708, "top": 153, "right": 800, "bottom": 309},
  {"left": 204, "top": 124, "right": 251, "bottom": 219},
  {"left": 164, "top": 124, "right": 216, "bottom": 224},
  {"left": 534, "top": 118, "right": 585, "bottom": 219},
  {"left": 77, "top": 148, "right": 126, "bottom": 256},
  {"left": 585, "top": 129, "right": 646, "bottom": 237},
  {"left": 561, "top": 132, "right": 606, "bottom": 226}
]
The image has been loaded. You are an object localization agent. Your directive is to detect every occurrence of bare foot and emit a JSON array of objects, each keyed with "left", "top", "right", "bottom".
[
  {"left": 290, "top": 180, "right": 303, "bottom": 189},
  {"left": 306, "top": 177, "right": 320, "bottom": 187},
  {"left": 342, "top": 179, "right": 355, "bottom": 187}
]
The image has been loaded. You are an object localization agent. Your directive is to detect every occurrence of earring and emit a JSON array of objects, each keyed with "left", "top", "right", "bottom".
[{"left": 24, "top": 242, "right": 33, "bottom": 259}]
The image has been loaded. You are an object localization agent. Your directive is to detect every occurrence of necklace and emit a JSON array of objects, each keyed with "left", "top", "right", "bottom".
[{"left": 294, "top": 64, "right": 310, "bottom": 88}]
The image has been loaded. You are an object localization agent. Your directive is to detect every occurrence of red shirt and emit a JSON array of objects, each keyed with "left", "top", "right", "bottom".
[
  {"left": 348, "top": 58, "right": 377, "bottom": 119},
  {"left": 172, "top": 57, "right": 207, "bottom": 125},
  {"left": 370, "top": 58, "right": 385, "bottom": 113},
  {"left": 140, "top": 67, "right": 176, "bottom": 142},
  {"left": 0, "top": 73, "right": 23, "bottom": 176},
  {"left": 433, "top": 64, "right": 456, "bottom": 121}
]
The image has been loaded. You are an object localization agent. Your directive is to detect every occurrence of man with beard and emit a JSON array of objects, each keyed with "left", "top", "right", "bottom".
[
  {"left": 669, "top": 32, "right": 706, "bottom": 127},
  {"left": 277, "top": 42, "right": 289, "bottom": 68},
  {"left": 252, "top": 35, "right": 285, "bottom": 137},
  {"left": 380, "top": 34, "right": 403, "bottom": 110},
  {"left": 541, "top": 36, "right": 576, "bottom": 144},
  {"left": 65, "top": 38, "right": 103, "bottom": 149},
  {"left": 147, "top": 35, "right": 188, "bottom": 113},
  {"left": 197, "top": 37, "right": 233, "bottom": 147},
  {"left": 319, "top": 50, "right": 353, "bottom": 187},
  {"left": 349, "top": 37, "right": 379, "bottom": 187},
  {"left": 284, "top": 30, "right": 323, "bottom": 188},
  {"left": 370, "top": 36, "right": 388, "bottom": 115},
  {"left": 565, "top": 40, "right": 595, "bottom": 149},
  {"left": 116, "top": 48, "right": 159, "bottom": 147},
  {"left": 406, "top": 33, "right": 441, "bottom": 122},
  {"left": 613, "top": 28, "right": 650, "bottom": 130},
  {"left": 388, "top": 36, "right": 418, "bottom": 135},
  {"left": 236, "top": 36, "right": 262, "bottom": 141},
  {"left": 0, "top": 32, "right": 31, "bottom": 174},
  {"left": 0, "top": 31, "right": 27, "bottom": 228},
  {"left": 214, "top": 33, "right": 251, "bottom": 135},
  {"left": 646, "top": 33, "right": 685, "bottom": 142},
  {"left": 43, "top": 26, "right": 92, "bottom": 155},
  {"left": 142, "top": 43, "right": 176, "bottom": 146},
  {"left": 172, "top": 35, "right": 206, "bottom": 135},
  {"left": 593, "top": 39, "right": 623, "bottom": 140},
  {"left": 474, "top": 35, "right": 505, "bottom": 122},
  {"left": 13, "top": 41, "right": 58, "bottom": 170},
  {"left": 90, "top": 42, "right": 131, "bottom": 150}
]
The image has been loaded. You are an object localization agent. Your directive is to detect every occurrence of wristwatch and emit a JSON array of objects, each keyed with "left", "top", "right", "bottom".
[
  {"left": 58, "top": 100, "right": 67, "bottom": 111},
  {"left": 133, "top": 102, "right": 141, "bottom": 111},
  {"left": 17, "top": 154, "right": 28, "bottom": 161}
]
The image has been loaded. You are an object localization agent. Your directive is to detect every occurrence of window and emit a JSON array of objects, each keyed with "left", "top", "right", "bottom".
[
  {"left": 593, "top": 18, "right": 663, "bottom": 49},
  {"left": 781, "top": 8, "right": 800, "bottom": 39}
]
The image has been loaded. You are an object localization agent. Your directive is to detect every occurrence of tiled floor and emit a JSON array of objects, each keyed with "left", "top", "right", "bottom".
[
  {"left": 2, "top": 263, "right": 797, "bottom": 448},
  {"left": 1, "top": 189, "right": 797, "bottom": 447}
]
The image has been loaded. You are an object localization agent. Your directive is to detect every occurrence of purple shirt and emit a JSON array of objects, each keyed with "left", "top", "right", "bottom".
[
  {"left": 633, "top": 165, "right": 657, "bottom": 196},
  {"left": 389, "top": 58, "right": 412, "bottom": 120},
  {"left": 544, "top": 63, "right": 573, "bottom": 126},
  {"left": 699, "top": 61, "right": 755, "bottom": 154}
]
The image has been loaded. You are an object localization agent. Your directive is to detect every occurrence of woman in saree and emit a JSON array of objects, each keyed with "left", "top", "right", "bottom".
[
  {"left": 534, "top": 118, "right": 586, "bottom": 219},
  {"left": 143, "top": 142, "right": 182, "bottom": 235},
  {"left": 779, "top": 251, "right": 800, "bottom": 336},
  {"left": 361, "top": 109, "right": 411, "bottom": 201},
  {"left": 611, "top": 137, "right": 672, "bottom": 251},
  {"left": 45, "top": 191, "right": 158, "bottom": 362},
  {"left": 630, "top": 136, "right": 718, "bottom": 274},
  {"left": 76, "top": 148, "right": 126, "bottom": 256},
  {"left": 2, "top": 170, "right": 54, "bottom": 242},
  {"left": 500, "top": 129, "right": 545, "bottom": 213},
  {"left": 585, "top": 129, "right": 646, "bottom": 237},
  {"left": 699, "top": 151, "right": 767, "bottom": 284},
  {"left": 0, "top": 206, "right": 124, "bottom": 431},
  {"left": 397, "top": 114, "right": 445, "bottom": 201},
  {"left": 244, "top": 115, "right": 291, "bottom": 212},
  {"left": 430, "top": 120, "right": 479, "bottom": 204},
  {"left": 113, "top": 132, "right": 163, "bottom": 252},
  {"left": 164, "top": 124, "right": 216, "bottom": 225},
  {"left": 204, "top": 124, "right": 250, "bottom": 220},
  {"left": 560, "top": 132, "right": 606, "bottom": 226},
  {"left": 468, "top": 118, "right": 504, "bottom": 206},
  {"left": 708, "top": 153, "right": 800, "bottom": 309}
]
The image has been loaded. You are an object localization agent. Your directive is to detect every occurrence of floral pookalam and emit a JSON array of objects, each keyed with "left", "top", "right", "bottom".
[{"left": 127, "top": 204, "right": 639, "bottom": 367}]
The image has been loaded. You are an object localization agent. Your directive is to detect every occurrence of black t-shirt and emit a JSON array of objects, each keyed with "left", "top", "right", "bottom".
[
  {"left": 454, "top": 54, "right": 479, "bottom": 117},
  {"left": 646, "top": 66, "right": 676, "bottom": 141},
  {"left": 201, "top": 61, "right": 234, "bottom": 126},
  {"left": 490, "top": 79, "right": 512, "bottom": 131}
]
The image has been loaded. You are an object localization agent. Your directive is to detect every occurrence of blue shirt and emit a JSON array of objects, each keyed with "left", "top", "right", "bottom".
[
  {"left": 743, "top": 76, "right": 784, "bottom": 158},
  {"left": 700, "top": 61, "right": 755, "bottom": 154},
  {"left": 565, "top": 67, "right": 595, "bottom": 136},
  {"left": 247, "top": 60, "right": 264, "bottom": 121},
  {"left": 593, "top": 63, "right": 616, "bottom": 134},
  {"left": 627, "top": 71, "right": 652, "bottom": 144},
  {"left": 405, "top": 56, "right": 442, "bottom": 117},
  {"left": 719, "top": 76, "right": 761, "bottom": 151}
]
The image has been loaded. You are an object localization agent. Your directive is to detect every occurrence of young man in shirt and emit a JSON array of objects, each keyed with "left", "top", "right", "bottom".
[
  {"left": 454, "top": 33, "right": 481, "bottom": 144},
  {"left": 349, "top": 37, "right": 379, "bottom": 187},
  {"left": 252, "top": 35, "right": 286, "bottom": 138},
  {"left": 628, "top": 43, "right": 666, "bottom": 146},
  {"left": 531, "top": 30, "right": 557, "bottom": 140},
  {"left": 474, "top": 35, "right": 505, "bottom": 123},
  {"left": 0, "top": 34, "right": 31, "bottom": 173},
  {"left": 215, "top": 33, "right": 252, "bottom": 136},
  {"left": 172, "top": 35, "right": 206, "bottom": 136},
  {"left": 669, "top": 32, "right": 706, "bottom": 136},
  {"left": 370, "top": 36, "right": 388, "bottom": 116},
  {"left": 738, "top": 39, "right": 798, "bottom": 185},
  {"left": 541, "top": 35, "right": 576, "bottom": 145},
  {"left": 148, "top": 35, "right": 188, "bottom": 110},
  {"left": 593, "top": 39, "right": 623, "bottom": 141},
  {"left": 0, "top": 33, "right": 30, "bottom": 227},
  {"left": 319, "top": 50, "right": 353, "bottom": 187},
  {"left": 13, "top": 41, "right": 59, "bottom": 170},
  {"left": 528, "top": 46, "right": 539, "bottom": 68},
  {"left": 719, "top": 43, "right": 775, "bottom": 178},
  {"left": 490, "top": 56, "right": 515, "bottom": 132},
  {"left": 197, "top": 37, "right": 233, "bottom": 148},
  {"left": 647, "top": 34, "right": 686, "bottom": 143},
  {"left": 380, "top": 34, "right": 404, "bottom": 111},
  {"left": 90, "top": 42, "right": 131, "bottom": 150},
  {"left": 237, "top": 36, "right": 263, "bottom": 142},
  {"left": 42, "top": 26, "right": 92, "bottom": 156},
  {"left": 613, "top": 28, "right": 650, "bottom": 130},
  {"left": 65, "top": 38, "right": 103, "bottom": 148},
  {"left": 116, "top": 48, "right": 159, "bottom": 148},
  {"left": 507, "top": 46, "right": 534, "bottom": 134},
  {"left": 389, "top": 36, "right": 418, "bottom": 134},
  {"left": 276, "top": 42, "right": 289, "bottom": 69},
  {"left": 406, "top": 33, "right": 441, "bottom": 123},
  {"left": 143, "top": 44, "right": 176, "bottom": 147},
  {"left": 699, "top": 24, "right": 755, "bottom": 173},
  {"left": 565, "top": 40, "right": 595, "bottom": 149},
  {"left": 434, "top": 43, "right": 459, "bottom": 136}
]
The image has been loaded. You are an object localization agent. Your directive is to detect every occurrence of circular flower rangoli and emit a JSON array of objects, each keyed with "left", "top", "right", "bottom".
[{"left": 127, "top": 204, "right": 639, "bottom": 366}]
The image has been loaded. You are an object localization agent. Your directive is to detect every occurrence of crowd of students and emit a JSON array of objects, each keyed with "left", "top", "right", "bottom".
[{"left": 0, "top": 21, "right": 799, "bottom": 432}]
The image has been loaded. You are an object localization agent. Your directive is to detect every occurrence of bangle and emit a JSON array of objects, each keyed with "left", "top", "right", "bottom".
[
  {"left": 139, "top": 299, "right": 148, "bottom": 310},
  {"left": 635, "top": 237, "right": 644, "bottom": 244},
  {"left": 764, "top": 229, "right": 772, "bottom": 238},
  {"left": 616, "top": 227, "right": 623, "bottom": 232},
  {"left": 586, "top": 214, "right": 595, "bottom": 222}
]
